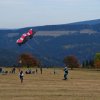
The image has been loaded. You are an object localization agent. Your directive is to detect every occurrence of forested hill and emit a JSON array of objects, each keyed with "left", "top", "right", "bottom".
[{"left": 0, "top": 19, "right": 100, "bottom": 66}]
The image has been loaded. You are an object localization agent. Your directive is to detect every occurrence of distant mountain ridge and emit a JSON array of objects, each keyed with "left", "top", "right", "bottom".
[
  {"left": 1, "top": 19, "right": 100, "bottom": 31},
  {"left": 0, "top": 19, "right": 100, "bottom": 66}
]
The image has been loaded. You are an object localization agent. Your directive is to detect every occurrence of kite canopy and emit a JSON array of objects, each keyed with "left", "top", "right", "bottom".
[{"left": 16, "top": 29, "right": 36, "bottom": 46}]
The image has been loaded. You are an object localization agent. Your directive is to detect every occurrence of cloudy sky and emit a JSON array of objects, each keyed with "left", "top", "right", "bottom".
[{"left": 0, "top": 0, "right": 100, "bottom": 28}]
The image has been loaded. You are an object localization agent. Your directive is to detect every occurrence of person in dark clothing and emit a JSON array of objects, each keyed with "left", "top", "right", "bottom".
[
  {"left": 36, "top": 68, "right": 38, "bottom": 74},
  {"left": 12, "top": 67, "right": 16, "bottom": 74},
  {"left": 19, "top": 71, "right": 24, "bottom": 83}
]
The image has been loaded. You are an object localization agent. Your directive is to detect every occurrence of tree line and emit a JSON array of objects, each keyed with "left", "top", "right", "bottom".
[{"left": 17, "top": 53, "right": 100, "bottom": 69}]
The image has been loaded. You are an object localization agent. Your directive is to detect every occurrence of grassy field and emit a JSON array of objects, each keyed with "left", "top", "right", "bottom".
[{"left": 0, "top": 68, "right": 100, "bottom": 100}]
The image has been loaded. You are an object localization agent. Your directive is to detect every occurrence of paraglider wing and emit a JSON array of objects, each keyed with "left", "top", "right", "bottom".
[
  {"left": 26, "top": 29, "right": 36, "bottom": 39},
  {"left": 16, "top": 29, "right": 36, "bottom": 46},
  {"left": 16, "top": 33, "right": 28, "bottom": 46}
]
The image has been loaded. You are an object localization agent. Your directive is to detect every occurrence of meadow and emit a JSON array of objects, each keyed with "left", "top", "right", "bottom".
[{"left": 0, "top": 68, "right": 100, "bottom": 100}]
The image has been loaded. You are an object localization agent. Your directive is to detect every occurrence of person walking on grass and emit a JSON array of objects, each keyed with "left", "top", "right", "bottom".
[
  {"left": 64, "top": 66, "right": 68, "bottom": 80},
  {"left": 19, "top": 71, "right": 24, "bottom": 83}
]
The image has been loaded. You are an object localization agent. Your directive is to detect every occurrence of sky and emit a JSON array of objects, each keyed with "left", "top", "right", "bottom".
[{"left": 0, "top": 0, "right": 100, "bottom": 29}]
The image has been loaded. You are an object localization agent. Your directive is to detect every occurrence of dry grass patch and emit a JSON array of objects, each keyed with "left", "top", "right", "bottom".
[{"left": 0, "top": 68, "right": 100, "bottom": 100}]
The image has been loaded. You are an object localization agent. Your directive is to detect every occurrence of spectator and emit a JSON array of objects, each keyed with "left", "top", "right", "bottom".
[
  {"left": 19, "top": 71, "right": 24, "bottom": 83},
  {"left": 63, "top": 66, "right": 68, "bottom": 80}
]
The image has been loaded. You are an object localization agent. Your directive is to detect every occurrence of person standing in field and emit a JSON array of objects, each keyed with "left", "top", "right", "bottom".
[
  {"left": 63, "top": 66, "right": 68, "bottom": 80},
  {"left": 12, "top": 67, "right": 16, "bottom": 74},
  {"left": 19, "top": 71, "right": 24, "bottom": 83}
]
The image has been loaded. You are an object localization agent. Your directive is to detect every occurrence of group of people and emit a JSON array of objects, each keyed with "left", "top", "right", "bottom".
[
  {"left": 18, "top": 65, "right": 68, "bottom": 83},
  {"left": 19, "top": 68, "right": 37, "bottom": 83}
]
